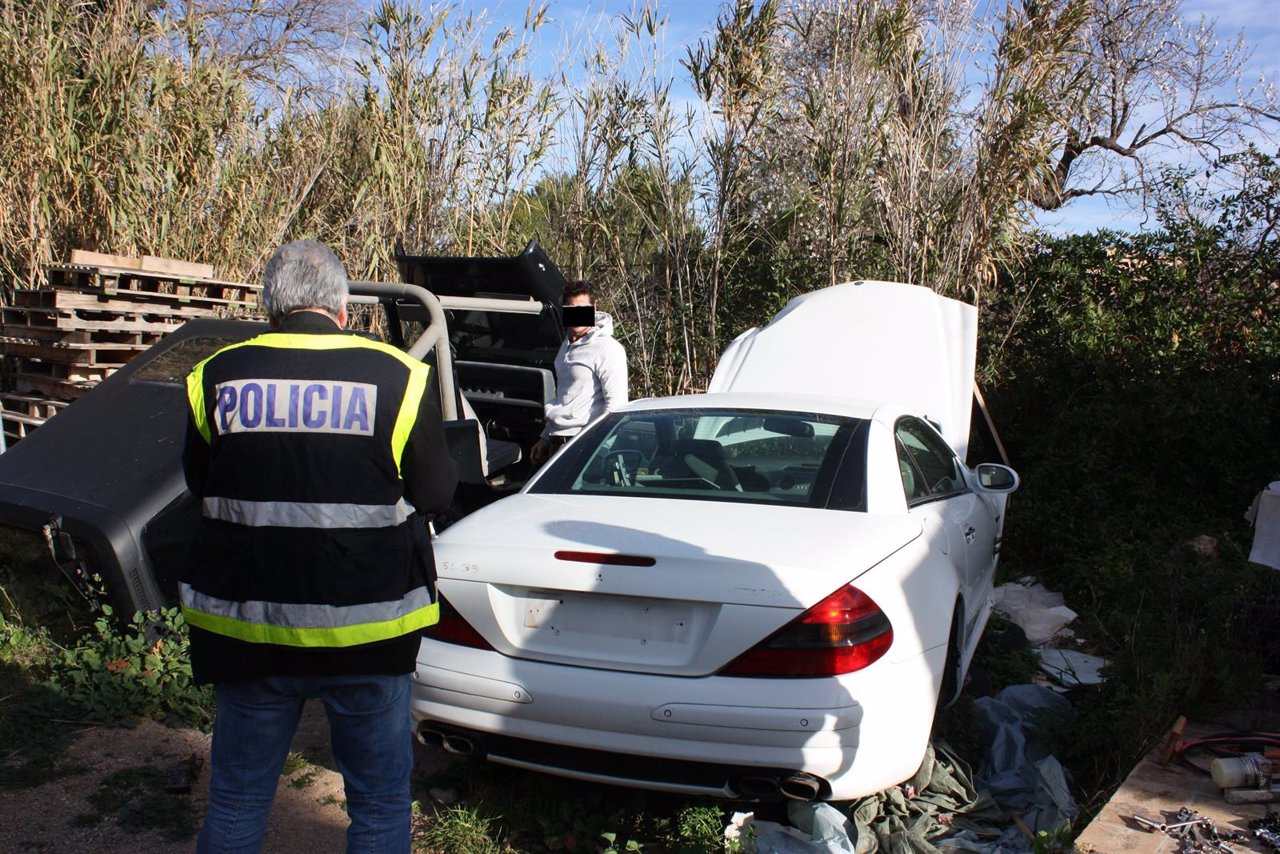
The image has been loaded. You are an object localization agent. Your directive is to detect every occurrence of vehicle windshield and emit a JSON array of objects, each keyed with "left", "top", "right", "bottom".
[{"left": 529, "top": 409, "right": 869, "bottom": 510}]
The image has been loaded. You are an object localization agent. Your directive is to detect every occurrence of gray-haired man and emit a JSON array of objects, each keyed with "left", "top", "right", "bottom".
[{"left": 182, "top": 239, "right": 457, "bottom": 853}]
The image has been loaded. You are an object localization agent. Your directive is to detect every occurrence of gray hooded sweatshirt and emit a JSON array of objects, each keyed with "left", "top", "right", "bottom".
[{"left": 542, "top": 310, "right": 628, "bottom": 438}]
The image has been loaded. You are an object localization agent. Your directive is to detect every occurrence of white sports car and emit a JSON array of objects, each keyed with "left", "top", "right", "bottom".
[{"left": 412, "top": 281, "right": 1019, "bottom": 801}]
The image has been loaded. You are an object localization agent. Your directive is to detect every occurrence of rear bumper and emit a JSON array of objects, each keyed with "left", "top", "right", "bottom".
[{"left": 411, "top": 639, "right": 946, "bottom": 800}]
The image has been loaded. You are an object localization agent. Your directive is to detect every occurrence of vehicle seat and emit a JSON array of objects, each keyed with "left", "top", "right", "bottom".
[
  {"left": 444, "top": 393, "right": 522, "bottom": 485},
  {"left": 899, "top": 458, "right": 919, "bottom": 502},
  {"left": 665, "top": 439, "right": 741, "bottom": 490}
]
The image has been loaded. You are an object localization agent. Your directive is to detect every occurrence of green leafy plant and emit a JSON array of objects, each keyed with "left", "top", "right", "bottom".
[
  {"left": 674, "top": 805, "right": 729, "bottom": 853},
  {"left": 47, "top": 606, "right": 214, "bottom": 730},
  {"left": 282, "top": 751, "right": 322, "bottom": 789},
  {"left": 598, "top": 830, "right": 643, "bottom": 853},
  {"left": 1032, "top": 821, "right": 1074, "bottom": 854}
]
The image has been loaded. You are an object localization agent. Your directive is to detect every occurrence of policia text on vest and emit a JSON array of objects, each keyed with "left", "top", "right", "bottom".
[{"left": 181, "top": 311, "right": 458, "bottom": 683}]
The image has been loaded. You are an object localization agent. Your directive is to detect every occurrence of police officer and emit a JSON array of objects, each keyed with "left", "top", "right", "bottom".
[{"left": 182, "top": 240, "right": 457, "bottom": 854}]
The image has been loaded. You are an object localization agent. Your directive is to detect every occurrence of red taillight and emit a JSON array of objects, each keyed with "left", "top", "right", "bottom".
[
  {"left": 719, "top": 586, "right": 893, "bottom": 678},
  {"left": 422, "top": 596, "right": 493, "bottom": 650}
]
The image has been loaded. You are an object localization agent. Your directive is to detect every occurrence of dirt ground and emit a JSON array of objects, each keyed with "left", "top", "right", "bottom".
[{"left": 1, "top": 700, "right": 454, "bottom": 853}]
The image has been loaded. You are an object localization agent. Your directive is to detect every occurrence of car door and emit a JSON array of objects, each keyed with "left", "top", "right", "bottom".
[{"left": 895, "top": 418, "right": 996, "bottom": 641}]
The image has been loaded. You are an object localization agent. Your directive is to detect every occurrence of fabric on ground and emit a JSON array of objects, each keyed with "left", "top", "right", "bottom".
[
  {"left": 991, "top": 583, "right": 1078, "bottom": 644},
  {"left": 844, "top": 743, "right": 1004, "bottom": 854},
  {"left": 740, "top": 687, "right": 1077, "bottom": 854}
]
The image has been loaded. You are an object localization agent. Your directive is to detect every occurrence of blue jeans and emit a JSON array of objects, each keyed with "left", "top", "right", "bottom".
[{"left": 197, "top": 673, "right": 413, "bottom": 854}]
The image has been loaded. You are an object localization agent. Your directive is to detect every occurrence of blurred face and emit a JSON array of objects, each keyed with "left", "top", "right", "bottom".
[{"left": 566, "top": 292, "right": 593, "bottom": 341}]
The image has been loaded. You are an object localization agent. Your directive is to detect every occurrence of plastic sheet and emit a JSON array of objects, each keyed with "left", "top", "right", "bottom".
[
  {"left": 991, "top": 582, "right": 1078, "bottom": 644},
  {"left": 727, "top": 802, "right": 858, "bottom": 854}
]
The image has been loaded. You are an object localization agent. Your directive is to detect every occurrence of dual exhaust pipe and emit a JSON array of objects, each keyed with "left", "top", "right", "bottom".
[
  {"left": 417, "top": 725, "right": 476, "bottom": 756},
  {"left": 733, "top": 772, "right": 825, "bottom": 801},
  {"left": 417, "top": 723, "right": 827, "bottom": 801}
]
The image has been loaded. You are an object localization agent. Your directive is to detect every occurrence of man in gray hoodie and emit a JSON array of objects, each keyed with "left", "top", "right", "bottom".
[{"left": 530, "top": 280, "right": 628, "bottom": 465}]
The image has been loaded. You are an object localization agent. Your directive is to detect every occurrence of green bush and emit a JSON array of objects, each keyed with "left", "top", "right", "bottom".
[
  {"left": 47, "top": 606, "right": 214, "bottom": 730},
  {"left": 979, "top": 214, "right": 1280, "bottom": 804}
]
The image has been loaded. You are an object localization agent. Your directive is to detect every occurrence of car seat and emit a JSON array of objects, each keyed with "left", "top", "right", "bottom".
[{"left": 664, "top": 439, "right": 742, "bottom": 490}]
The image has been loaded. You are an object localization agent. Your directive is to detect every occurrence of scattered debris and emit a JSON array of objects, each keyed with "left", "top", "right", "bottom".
[
  {"left": 991, "top": 580, "right": 1077, "bottom": 645},
  {"left": 725, "top": 802, "right": 856, "bottom": 854},
  {"left": 968, "top": 684, "right": 1077, "bottom": 850},
  {"left": 1035, "top": 648, "right": 1107, "bottom": 688},
  {"left": 993, "top": 577, "right": 1109, "bottom": 691},
  {"left": 1130, "top": 806, "right": 1247, "bottom": 851}
]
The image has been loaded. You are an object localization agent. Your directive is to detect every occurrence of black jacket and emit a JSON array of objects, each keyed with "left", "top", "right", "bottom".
[{"left": 181, "top": 310, "right": 458, "bottom": 683}]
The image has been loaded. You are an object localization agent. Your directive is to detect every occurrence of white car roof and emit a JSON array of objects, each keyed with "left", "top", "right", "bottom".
[
  {"left": 618, "top": 391, "right": 881, "bottom": 421},
  {"left": 707, "top": 280, "right": 977, "bottom": 456}
]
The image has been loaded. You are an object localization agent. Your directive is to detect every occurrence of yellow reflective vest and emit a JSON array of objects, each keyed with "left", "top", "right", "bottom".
[{"left": 181, "top": 311, "right": 457, "bottom": 682}]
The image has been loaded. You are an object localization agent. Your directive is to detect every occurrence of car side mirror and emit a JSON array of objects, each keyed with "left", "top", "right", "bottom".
[{"left": 974, "top": 463, "right": 1019, "bottom": 493}]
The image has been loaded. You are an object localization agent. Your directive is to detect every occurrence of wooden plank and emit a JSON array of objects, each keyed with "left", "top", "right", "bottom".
[
  {"left": 1074, "top": 720, "right": 1270, "bottom": 853},
  {"left": 0, "top": 392, "right": 69, "bottom": 420},
  {"left": 974, "top": 381, "right": 1011, "bottom": 467},
  {"left": 3, "top": 306, "right": 193, "bottom": 334},
  {"left": 2, "top": 339, "right": 149, "bottom": 365},
  {"left": 139, "top": 254, "right": 215, "bottom": 279},
  {"left": 11, "top": 373, "right": 96, "bottom": 401},
  {"left": 0, "top": 323, "right": 94, "bottom": 345},
  {"left": 1, "top": 409, "right": 47, "bottom": 427},
  {"left": 47, "top": 263, "right": 261, "bottom": 301},
  {"left": 66, "top": 250, "right": 217, "bottom": 280},
  {"left": 2, "top": 415, "right": 35, "bottom": 444},
  {"left": 69, "top": 249, "right": 143, "bottom": 270},
  {"left": 99, "top": 282, "right": 259, "bottom": 308},
  {"left": 17, "top": 358, "right": 114, "bottom": 383},
  {"left": 15, "top": 285, "right": 249, "bottom": 316}
]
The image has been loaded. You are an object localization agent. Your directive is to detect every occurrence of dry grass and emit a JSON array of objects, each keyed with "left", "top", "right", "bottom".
[{"left": 0, "top": 0, "right": 1268, "bottom": 393}]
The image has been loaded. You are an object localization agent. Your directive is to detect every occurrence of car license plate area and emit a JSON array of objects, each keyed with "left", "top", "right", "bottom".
[{"left": 496, "top": 587, "right": 702, "bottom": 666}]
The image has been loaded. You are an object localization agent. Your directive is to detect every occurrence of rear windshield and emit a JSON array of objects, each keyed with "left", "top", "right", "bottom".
[
  {"left": 529, "top": 409, "right": 869, "bottom": 510},
  {"left": 130, "top": 336, "right": 243, "bottom": 385}
]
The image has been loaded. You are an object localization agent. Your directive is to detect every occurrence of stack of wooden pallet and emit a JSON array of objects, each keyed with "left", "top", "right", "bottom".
[{"left": 1, "top": 250, "right": 261, "bottom": 445}]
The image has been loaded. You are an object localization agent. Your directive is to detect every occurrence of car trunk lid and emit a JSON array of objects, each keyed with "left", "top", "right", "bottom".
[{"left": 433, "top": 494, "right": 919, "bottom": 674}]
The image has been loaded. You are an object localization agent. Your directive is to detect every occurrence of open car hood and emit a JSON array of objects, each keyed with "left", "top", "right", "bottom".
[{"left": 708, "top": 281, "right": 978, "bottom": 457}]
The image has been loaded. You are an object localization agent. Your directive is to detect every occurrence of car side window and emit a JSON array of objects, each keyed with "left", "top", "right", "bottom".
[{"left": 895, "top": 418, "right": 965, "bottom": 504}]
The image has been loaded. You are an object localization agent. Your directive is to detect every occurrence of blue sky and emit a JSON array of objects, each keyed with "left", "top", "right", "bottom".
[{"left": 440, "top": 0, "right": 1279, "bottom": 234}]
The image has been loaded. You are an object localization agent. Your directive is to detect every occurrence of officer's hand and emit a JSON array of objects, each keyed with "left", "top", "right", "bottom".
[{"left": 530, "top": 438, "right": 550, "bottom": 466}]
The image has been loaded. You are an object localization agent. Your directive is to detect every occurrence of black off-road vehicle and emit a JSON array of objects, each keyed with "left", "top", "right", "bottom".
[{"left": 0, "top": 242, "right": 569, "bottom": 614}]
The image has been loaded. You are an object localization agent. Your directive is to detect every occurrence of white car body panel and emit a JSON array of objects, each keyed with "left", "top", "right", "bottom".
[
  {"left": 417, "top": 524, "right": 953, "bottom": 800},
  {"left": 709, "top": 281, "right": 978, "bottom": 457},
  {"left": 413, "top": 283, "right": 1014, "bottom": 801}
]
